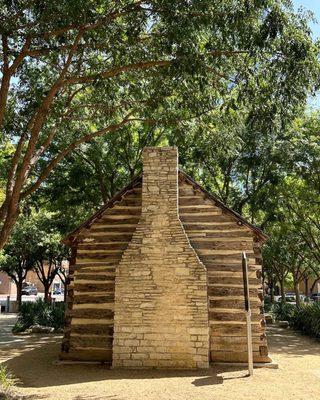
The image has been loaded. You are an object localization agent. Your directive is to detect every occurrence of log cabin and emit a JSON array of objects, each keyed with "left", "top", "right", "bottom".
[{"left": 60, "top": 146, "right": 271, "bottom": 368}]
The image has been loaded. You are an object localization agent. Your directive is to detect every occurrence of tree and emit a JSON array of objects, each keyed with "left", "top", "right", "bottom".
[
  {"left": 0, "top": 1, "right": 319, "bottom": 248},
  {"left": 27, "top": 214, "right": 70, "bottom": 302},
  {"left": 263, "top": 230, "right": 290, "bottom": 302},
  {"left": 57, "top": 263, "right": 69, "bottom": 303},
  {"left": 0, "top": 217, "right": 37, "bottom": 308}
]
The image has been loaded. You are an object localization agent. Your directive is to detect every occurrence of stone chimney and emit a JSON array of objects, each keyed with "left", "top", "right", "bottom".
[{"left": 112, "top": 147, "right": 209, "bottom": 369}]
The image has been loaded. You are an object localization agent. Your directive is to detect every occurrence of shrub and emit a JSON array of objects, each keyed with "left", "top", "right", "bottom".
[
  {"left": 0, "top": 365, "right": 16, "bottom": 399},
  {"left": 271, "top": 301, "right": 320, "bottom": 338},
  {"left": 263, "top": 295, "right": 272, "bottom": 313},
  {"left": 293, "top": 302, "right": 320, "bottom": 338},
  {"left": 14, "top": 299, "right": 65, "bottom": 332},
  {"left": 271, "top": 302, "right": 297, "bottom": 323}
]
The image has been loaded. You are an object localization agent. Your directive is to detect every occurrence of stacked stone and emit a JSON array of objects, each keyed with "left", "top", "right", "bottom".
[{"left": 112, "top": 147, "right": 209, "bottom": 369}]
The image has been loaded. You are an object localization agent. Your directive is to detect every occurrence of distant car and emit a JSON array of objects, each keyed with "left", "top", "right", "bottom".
[
  {"left": 276, "top": 294, "right": 307, "bottom": 305},
  {"left": 310, "top": 293, "right": 320, "bottom": 302},
  {"left": 22, "top": 286, "right": 38, "bottom": 296}
]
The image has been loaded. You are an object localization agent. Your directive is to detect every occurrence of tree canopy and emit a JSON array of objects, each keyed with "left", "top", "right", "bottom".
[{"left": 0, "top": 0, "right": 319, "bottom": 247}]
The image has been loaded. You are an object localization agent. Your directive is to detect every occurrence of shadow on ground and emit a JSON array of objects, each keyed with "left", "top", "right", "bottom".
[
  {"left": 2, "top": 338, "right": 248, "bottom": 389},
  {"left": 1, "top": 321, "right": 319, "bottom": 394},
  {"left": 267, "top": 325, "right": 320, "bottom": 357}
]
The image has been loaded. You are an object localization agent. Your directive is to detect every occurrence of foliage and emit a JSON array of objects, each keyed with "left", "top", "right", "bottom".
[
  {"left": 14, "top": 298, "right": 65, "bottom": 332},
  {"left": 293, "top": 302, "right": 320, "bottom": 338},
  {"left": 0, "top": 365, "right": 16, "bottom": 399},
  {"left": 271, "top": 302, "right": 297, "bottom": 322},
  {"left": 272, "top": 301, "right": 320, "bottom": 338},
  {"left": 0, "top": 216, "right": 39, "bottom": 306},
  {"left": 0, "top": 212, "right": 69, "bottom": 304},
  {"left": 0, "top": 0, "right": 319, "bottom": 248}
]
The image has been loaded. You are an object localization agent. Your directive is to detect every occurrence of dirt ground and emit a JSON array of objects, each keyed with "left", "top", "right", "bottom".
[{"left": 1, "top": 314, "right": 320, "bottom": 400}]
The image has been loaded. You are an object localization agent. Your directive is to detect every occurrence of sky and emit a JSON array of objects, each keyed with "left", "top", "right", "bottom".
[
  {"left": 293, "top": 0, "right": 320, "bottom": 108},
  {"left": 293, "top": 0, "right": 320, "bottom": 38}
]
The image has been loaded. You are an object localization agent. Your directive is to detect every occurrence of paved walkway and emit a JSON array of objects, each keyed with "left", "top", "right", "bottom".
[{"left": 0, "top": 315, "right": 320, "bottom": 400}]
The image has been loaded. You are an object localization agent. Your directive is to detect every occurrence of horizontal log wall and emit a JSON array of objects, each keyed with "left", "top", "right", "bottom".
[
  {"left": 61, "top": 173, "right": 270, "bottom": 364},
  {"left": 60, "top": 187, "right": 142, "bottom": 362},
  {"left": 178, "top": 179, "right": 270, "bottom": 363}
]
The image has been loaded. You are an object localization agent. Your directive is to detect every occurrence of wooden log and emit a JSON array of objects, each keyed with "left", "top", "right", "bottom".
[
  {"left": 210, "top": 323, "right": 264, "bottom": 337},
  {"left": 198, "top": 255, "right": 256, "bottom": 264},
  {"left": 204, "top": 263, "right": 259, "bottom": 272},
  {"left": 179, "top": 197, "right": 213, "bottom": 206},
  {"left": 190, "top": 241, "right": 254, "bottom": 250},
  {"left": 78, "top": 243, "right": 129, "bottom": 250},
  {"left": 74, "top": 283, "right": 115, "bottom": 292},
  {"left": 83, "top": 226, "right": 137, "bottom": 233},
  {"left": 211, "top": 336, "right": 267, "bottom": 347},
  {"left": 77, "top": 254, "right": 122, "bottom": 261},
  {"left": 196, "top": 249, "right": 255, "bottom": 256},
  {"left": 101, "top": 208, "right": 141, "bottom": 216},
  {"left": 208, "top": 286, "right": 261, "bottom": 297},
  {"left": 179, "top": 207, "right": 221, "bottom": 214},
  {"left": 81, "top": 236, "right": 134, "bottom": 244},
  {"left": 67, "top": 309, "right": 114, "bottom": 319},
  {"left": 73, "top": 294, "right": 115, "bottom": 304},
  {"left": 93, "top": 216, "right": 140, "bottom": 225},
  {"left": 210, "top": 351, "right": 271, "bottom": 363},
  {"left": 208, "top": 276, "right": 261, "bottom": 286},
  {"left": 75, "top": 274, "right": 115, "bottom": 281},
  {"left": 187, "top": 231, "right": 252, "bottom": 239},
  {"left": 70, "top": 336, "right": 113, "bottom": 349},
  {"left": 209, "top": 299, "right": 261, "bottom": 309},
  {"left": 180, "top": 214, "right": 236, "bottom": 224},
  {"left": 209, "top": 312, "right": 263, "bottom": 322},
  {"left": 71, "top": 324, "right": 114, "bottom": 335},
  {"left": 59, "top": 349, "right": 112, "bottom": 362}
]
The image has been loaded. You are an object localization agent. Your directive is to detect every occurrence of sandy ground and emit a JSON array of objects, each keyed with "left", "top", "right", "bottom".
[{"left": 0, "top": 314, "right": 320, "bottom": 400}]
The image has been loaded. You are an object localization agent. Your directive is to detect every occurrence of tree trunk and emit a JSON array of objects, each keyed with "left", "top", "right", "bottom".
[
  {"left": 63, "top": 280, "right": 67, "bottom": 303},
  {"left": 310, "top": 277, "right": 320, "bottom": 294},
  {"left": 16, "top": 281, "right": 23, "bottom": 310},
  {"left": 304, "top": 278, "right": 309, "bottom": 296},
  {"left": 270, "top": 281, "right": 275, "bottom": 304},
  {"left": 44, "top": 284, "right": 51, "bottom": 304},
  {"left": 294, "top": 279, "right": 301, "bottom": 307},
  {"left": 280, "top": 278, "right": 286, "bottom": 302}
]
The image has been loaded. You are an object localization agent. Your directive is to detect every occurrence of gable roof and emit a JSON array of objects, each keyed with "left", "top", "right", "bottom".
[{"left": 63, "top": 170, "right": 267, "bottom": 245}]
